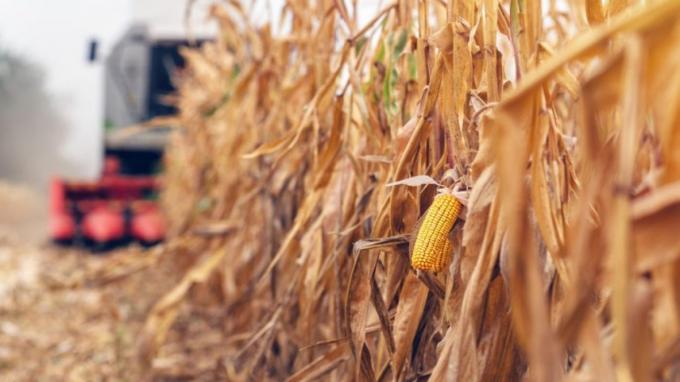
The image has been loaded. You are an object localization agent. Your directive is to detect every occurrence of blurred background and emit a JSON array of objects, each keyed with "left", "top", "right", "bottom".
[
  {"left": 0, "top": 0, "right": 377, "bottom": 241},
  {"left": 0, "top": 0, "right": 222, "bottom": 240},
  {"left": 0, "top": 0, "right": 220, "bottom": 185}
]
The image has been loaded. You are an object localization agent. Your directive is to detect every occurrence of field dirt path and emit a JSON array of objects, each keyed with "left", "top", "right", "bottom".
[
  {"left": 0, "top": 241, "right": 165, "bottom": 381},
  {"left": 0, "top": 181, "right": 153, "bottom": 380},
  {"left": 0, "top": 181, "right": 231, "bottom": 381},
  {"left": 0, "top": 239, "right": 236, "bottom": 381}
]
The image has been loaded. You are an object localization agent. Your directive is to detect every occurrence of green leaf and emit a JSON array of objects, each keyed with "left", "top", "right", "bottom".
[
  {"left": 231, "top": 63, "right": 241, "bottom": 80},
  {"left": 408, "top": 54, "right": 417, "bottom": 80},
  {"left": 354, "top": 36, "right": 368, "bottom": 55},
  {"left": 393, "top": 30, "right": 408, "bottom": 57},
  {"left": 383, "top": 66, "right": 392, "bottom": 108},
  {"left": 375, "top": 40, "right": 386, "bottom": 63}
]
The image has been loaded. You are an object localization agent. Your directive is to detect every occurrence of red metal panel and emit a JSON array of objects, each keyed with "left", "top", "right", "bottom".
[
  {"left": 49, "top": 177, "right": 67, "bottom": 213},
  {"left": 49, "top": 212, "right": 76, "bottom": 241},
  {"left": 81, "top": 207, "right": 126, "bottom": 243},
  {"left": 131, "top": 207, "right": 165, "bottom": 244}
]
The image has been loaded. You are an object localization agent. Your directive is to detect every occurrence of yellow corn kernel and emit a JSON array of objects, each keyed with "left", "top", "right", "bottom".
[{"left": 411, "top": 194, "right": 461, "bottom": 272}]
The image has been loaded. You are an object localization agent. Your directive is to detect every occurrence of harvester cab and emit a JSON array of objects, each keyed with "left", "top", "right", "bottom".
[{"left": 49, "top": 25, "right": 199, "bottom": 249}]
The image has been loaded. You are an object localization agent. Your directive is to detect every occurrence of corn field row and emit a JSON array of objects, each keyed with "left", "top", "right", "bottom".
[{"left": 141, "top": 0, "right": 680, "bottom": 380}]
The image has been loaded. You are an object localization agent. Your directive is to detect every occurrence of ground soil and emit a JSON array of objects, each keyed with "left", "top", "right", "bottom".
[
  {"left": 0, "top": 242, "right": 159, "bottom": 381},
  {"left": 0, "top": 181, "right": 229, "bottom": 381}
]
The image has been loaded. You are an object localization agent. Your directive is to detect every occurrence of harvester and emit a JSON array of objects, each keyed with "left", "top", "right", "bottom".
[{"left": 49, "top": 25, "right": 199, "bottom": 248}]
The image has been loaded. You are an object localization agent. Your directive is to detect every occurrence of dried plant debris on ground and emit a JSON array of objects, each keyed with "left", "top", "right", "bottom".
[
  {"left": 0, "top": 181, "right": 46, "bottom": 243},
  {"left": 144, "top": 0, "right": 680, "bottom": 380},
  {"left": 0, "top": 239, "right": 230, "bottom": 381}
]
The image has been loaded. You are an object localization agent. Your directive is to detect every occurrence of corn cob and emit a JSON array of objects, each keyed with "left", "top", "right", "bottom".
[{"left": 411, "top": 193, "right": 462, "bottom": 272}]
